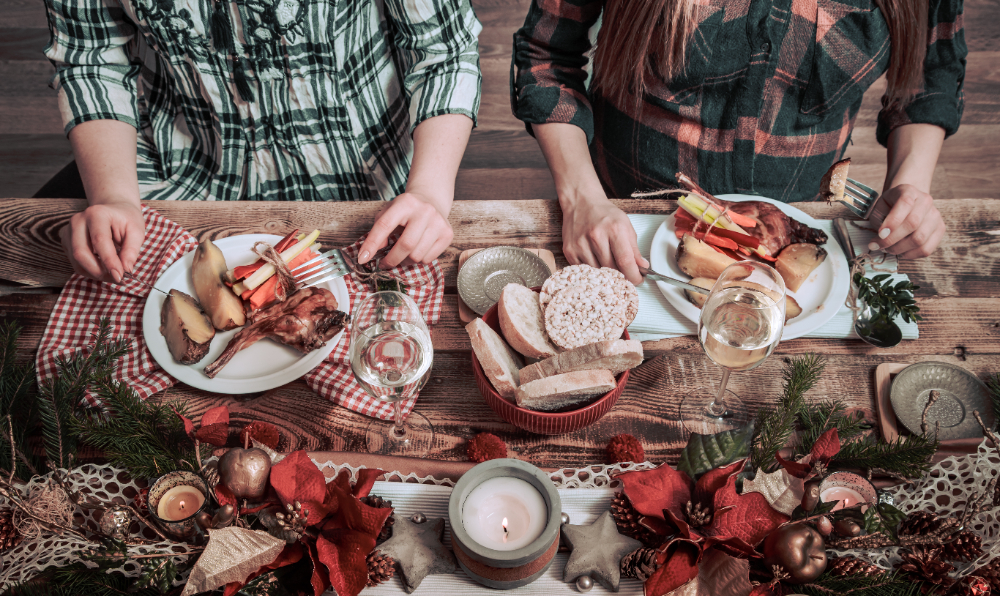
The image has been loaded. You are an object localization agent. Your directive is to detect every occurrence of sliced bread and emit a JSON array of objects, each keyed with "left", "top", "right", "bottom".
[
  {"left": 519, "top": 339, "right": 643, "bottom": 384},
  {"left": 498, "top": 283, "right": 559, "bottom": 359},
  {"left": 515, "top": 369, "right": 617, "bottom": 412},
  {"left": 466, "top": 318, "right": 522, "bottom": 400}
]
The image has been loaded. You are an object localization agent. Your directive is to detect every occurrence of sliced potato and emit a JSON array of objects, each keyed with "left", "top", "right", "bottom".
[
  {"left": 160, "top": 289, "right": 215, "bottom": 364},
  {"left": 820, "top": 158, "right": 850, "bottom": 203},
  {"left": 785, "top": 295, "right": 803, "bottom": 323},
  {"left": 775, "top": 243, "right": 828, "bottom": 292},
  {"left": 676, "top": 233, "right": 737, "bottom": 280},
  {"left": 684, "top": 277, "right": 716, "bottom": 308},
  {"left": 192, "top": 239, "right": 246, "bottom": 331}
]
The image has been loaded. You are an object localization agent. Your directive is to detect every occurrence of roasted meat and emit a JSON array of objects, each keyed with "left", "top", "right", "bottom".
[
  {"left": 204, "top": 287, "right": 348, "bottom": 378},
  {"left": 717, "top": 199, "right": 828, "bottom": 257}
]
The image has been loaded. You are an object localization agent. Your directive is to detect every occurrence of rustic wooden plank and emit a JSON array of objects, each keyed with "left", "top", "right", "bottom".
[
  {"left": 0, "top": 0, "right": 48, "bottom": 29},
  {"left": 965, "top": 0, "right": 1000, "bottom": 52},
  {"left": 0, "top": 29, "right": 49, "bottom": 62},
  {"left": 134, "top": 353, "right": 998, "bottom": 467}
]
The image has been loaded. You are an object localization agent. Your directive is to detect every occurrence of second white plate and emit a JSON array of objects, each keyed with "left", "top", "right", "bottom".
[
  {"left": 142, "top": 234, "right": 350, "bottom": 394},
  {"left": 648, "top": 194, "right": 849, "bottom": 340}
]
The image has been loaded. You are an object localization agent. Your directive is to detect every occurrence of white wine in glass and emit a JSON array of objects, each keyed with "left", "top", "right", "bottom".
[
  {"left": 679, "top": 261, "right": 785, "bottom": 433},
  {"left": 350, "top": 291, "right": 435, "bottom": 455}
]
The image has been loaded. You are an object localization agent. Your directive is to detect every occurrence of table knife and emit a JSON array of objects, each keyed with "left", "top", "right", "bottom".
[{"left": 638, "top": 265, "right": 710, "bottom": 295}]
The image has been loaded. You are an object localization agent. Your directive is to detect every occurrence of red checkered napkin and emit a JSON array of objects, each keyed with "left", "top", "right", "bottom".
[{"left": 36, "top": 207, "right": 444, "bottom": 421}]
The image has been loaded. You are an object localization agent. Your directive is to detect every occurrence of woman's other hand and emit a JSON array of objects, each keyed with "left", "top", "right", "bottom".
[
  {"left": 867, "top": 184, "right": 946, "bottom": 259},
  {"left": 61, "top": 199, "right": 145, "bottom": 283},
  {"left": 561, "top": 193, "right": 648, "bottom": 285},
  {"left": 358, "top": 191, "right": 454, "bottom": 268}
]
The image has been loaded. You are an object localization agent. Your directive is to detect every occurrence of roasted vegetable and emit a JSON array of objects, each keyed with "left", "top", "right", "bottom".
[
  {"left": 160, "top": 289, "right": 215, "bottom": 364},
  {"left": 192, "top": 239, "right": 246, "bottom": 331},
  {"left": 684, "top": 277, "right": 716, "bottom": 308},
  {"left": 775, "top": 243, "right": 828, "bottom": 293},
  {"left": 786, "top": 295, "right": 803, "bottom": 322},
  {"left": 676, "top": 233, "right": 737, "bottom": 280}
]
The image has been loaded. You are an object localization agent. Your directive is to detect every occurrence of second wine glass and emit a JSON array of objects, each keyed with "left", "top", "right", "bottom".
[
  {"left": 349, "top": 291, "right": 435, "bottom": 455},
  {"left": 679, "top": 261, "right": 786, "bottom": 434}
]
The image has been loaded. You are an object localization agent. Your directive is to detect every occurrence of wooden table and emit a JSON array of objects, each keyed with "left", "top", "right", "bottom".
[{"left": 0, "top": 198, "right": 997, "bottom": 468}]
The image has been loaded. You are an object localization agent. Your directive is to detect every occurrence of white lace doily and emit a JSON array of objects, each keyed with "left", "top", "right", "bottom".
[
  {"left": 830, "top": 438, "right": 1000, "bottom": 575},
  {"left": 1, "top": 459, "right": 656, "bottom": 590}
]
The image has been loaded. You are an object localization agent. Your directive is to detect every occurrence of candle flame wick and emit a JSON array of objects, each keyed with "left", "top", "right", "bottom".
[{"left": 502, "top": 517, "right": 508, "bottom": 543}]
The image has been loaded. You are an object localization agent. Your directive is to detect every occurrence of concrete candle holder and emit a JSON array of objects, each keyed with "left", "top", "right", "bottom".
[{"left": 448, "top": 459, "right": 562, "bottom": 589}]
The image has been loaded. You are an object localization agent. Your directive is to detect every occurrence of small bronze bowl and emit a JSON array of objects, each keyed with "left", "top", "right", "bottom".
[{"left": 147, "top": 470, "right": 210, "bottom": 540}]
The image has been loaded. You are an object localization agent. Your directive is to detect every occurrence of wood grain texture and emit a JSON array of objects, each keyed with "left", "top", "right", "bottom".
[{"left": 0, "top": 134, "right": 72, "bottom": 198}]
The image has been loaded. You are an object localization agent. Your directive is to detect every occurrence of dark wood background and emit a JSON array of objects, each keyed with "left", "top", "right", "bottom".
[
  {"left": 0, "top": 0, "right": 997, "bottom": 469},
  {"left": 1, "top": 0, "right": 998, "bottom": 200}
]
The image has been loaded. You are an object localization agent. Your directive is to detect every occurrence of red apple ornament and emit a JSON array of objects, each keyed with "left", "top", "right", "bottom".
[
  {"left": 763, "top": 523, "right": 828, "bottom": 584},
  {"left": 217, "top": 447, "right": 271, "bottom": 500}
]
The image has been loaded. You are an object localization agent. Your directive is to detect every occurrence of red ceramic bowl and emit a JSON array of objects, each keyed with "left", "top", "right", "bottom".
[{"left": 471, "top": 294, "right": 629, "bottom": 435}]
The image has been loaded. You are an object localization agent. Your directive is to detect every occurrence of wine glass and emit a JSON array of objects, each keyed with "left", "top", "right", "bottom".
[
  {"left": 349, "top": 291, "right": 435, "bottom": 455},
  {"left": 678, "top": 261, "right": 786, "bottom": 434}
]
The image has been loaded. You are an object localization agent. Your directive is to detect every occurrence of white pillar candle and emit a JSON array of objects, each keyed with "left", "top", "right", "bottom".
[
  {"left": 820, "top": 486, "right": 867, "bottom": 511},
  {"left": 462, "top": 477, "right": 547, "bottom": 551}
]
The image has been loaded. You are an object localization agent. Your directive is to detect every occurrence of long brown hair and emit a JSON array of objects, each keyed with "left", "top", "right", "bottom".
[{"left": 591, "top": 0, "right": 927, "bottom": 108}]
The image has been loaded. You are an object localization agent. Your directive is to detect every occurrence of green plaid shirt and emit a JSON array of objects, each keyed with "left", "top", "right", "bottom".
[
  {"left": 44, "top": 0, "right": 482, "bottom": 201},
  {"left": 511, "top": 0, "right": 966, "bottom": 202}
]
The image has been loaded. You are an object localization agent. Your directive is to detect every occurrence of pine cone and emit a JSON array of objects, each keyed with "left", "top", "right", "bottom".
[
  {"left": 620, "top": 547, "right": 660, "bottom": 582},
  {"left": 941, "top": 530, "right": 983, "bottom": 562},
  {"left": 974, "top": 558, "right": 1000, "bottom": 593},
  {"left": 896, "top": 547, "right": 956, "bottom": 593},
  {"left": 611, "top": 492, "right": 661, "bottom": 546},
  {"left": 899, "top": 510, "right": 942, "bottom": 536},
  {"left": 949, "top": 575, "right": 991, "bottom": 596},
  {"left": 361, "top": 495, "right": 395, "bottom": 543},
  {"left": 828, "top": 556, "right": 884, "bottom": 578},
  {"left": 367, "top": 550, "right": 395, "bottom": 587},
  {"left": 0, "top": 508, "right": 21, "bottom": 551}
]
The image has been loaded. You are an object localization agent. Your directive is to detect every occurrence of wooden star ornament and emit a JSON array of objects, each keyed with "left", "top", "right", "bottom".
[
  {"left": 562, "top": 510, "right": 643, "bottom": 591},
  {"left": 376, "top": 515, "right": 457, "bottom": 593}
]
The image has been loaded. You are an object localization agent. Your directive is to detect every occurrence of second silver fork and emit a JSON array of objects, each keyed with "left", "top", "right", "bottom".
[{"left": 291, "top": 248, "right": 351, "bottom": 288}]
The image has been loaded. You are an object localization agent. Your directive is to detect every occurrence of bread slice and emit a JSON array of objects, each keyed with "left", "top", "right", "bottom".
[
  {"left": 498, "top": 283, "right": 559, "bottom": 359},
  {"left": 519, "top": 340, "right": 643, "bottom": 384},
  {"left": 515, "top": 369, "right": 617, "bottom": 412},
  {"left": 466, "top": 318, "right": 522, "bottom": 400}
]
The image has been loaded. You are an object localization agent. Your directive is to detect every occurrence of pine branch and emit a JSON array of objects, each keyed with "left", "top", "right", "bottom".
[
  {"left": 2, "top": 563, "right": 160, "bottom": 596},
  {"left": 799, "top": 571, "right": 927, "bottom": 596},
  {"left": 0, "top": 320, "right": 39, "bottom": 480},
  {"left": 751, "top": 354, "right": 825, "bottom": 471},
  {"left": 832, "top": 433, "right": 937, "bottom": 478},
  {"left": 797, "top": 401, "right": 870, "bottom": 457}
]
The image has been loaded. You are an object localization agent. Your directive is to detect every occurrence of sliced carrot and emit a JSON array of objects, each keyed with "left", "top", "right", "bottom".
[
  {"left": 717, "top": 246, "right": 743, "bottom": 261},
  {"left": 757, "top": 251, "right": 777, "bottom": 262},
  {"left": 246, "top": 248, "right": 319, "bottom": 312},
  {"left": 716, "top": 208, "right": 757, "bottom": 229},
  {"left": 708, "top": 227, "right": 761, "bottom": 249},
  {"left": 674, "top": 208, "right": 697, "bottom": 224},
  {"left": 709, "top": 244, "right": 728, "bottom": 255},
  {"left": 699, "top": 233, "right": 739, "bottom": 251}
]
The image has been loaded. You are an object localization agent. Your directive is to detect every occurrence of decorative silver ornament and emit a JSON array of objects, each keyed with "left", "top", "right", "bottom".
[
  {"left": 561, "top": 512, "right": 570, "bottom": 525},
  {"left": 99, "top": 505, "right": 132, "bottom": 541},
  {"left": 410, "top": 512, "right": 427, "bottom": 524},
  {"left": 878, "top": 491, "right": 894, "bottom": 506},
  {"left": 576, "top": 575, "right": 594, "bottom": 592}
]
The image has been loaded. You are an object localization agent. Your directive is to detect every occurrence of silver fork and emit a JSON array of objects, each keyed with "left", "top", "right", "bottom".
[
  {"left": 835, "top": 178, "right": 891, "bottom": 221},
  {"left": 291, "top": 248, "right": 351, "bottom": 288}
]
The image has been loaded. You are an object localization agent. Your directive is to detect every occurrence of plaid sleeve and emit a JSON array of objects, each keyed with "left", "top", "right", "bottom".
[
  {"left": 43, "top": 0, "right": 140, "bottom": 134},
  {"left": 510, "top": 0, "right": 602, "bottom": 143},
  {"left": 876, "top": 0, "right": 967, "bottom": 146},
  {"left": 384, "top": 0, "right": 483, "bottom": 131}
]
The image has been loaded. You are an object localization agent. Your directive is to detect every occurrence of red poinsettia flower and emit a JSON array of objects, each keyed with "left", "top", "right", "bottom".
[
  {"left": 172, "top": 404, "right": 230, "bottom": 447},
  {"left": 618, "top": 459, "right": 789, "bottom": 596},
  {"left": 775, "top": 428, "right": 841, "bottom": 479},
  {"left": 225, "top": 449, "right": 390, "bottom": 596}
]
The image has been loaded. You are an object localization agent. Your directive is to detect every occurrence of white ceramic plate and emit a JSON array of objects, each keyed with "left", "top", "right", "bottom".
[
  {"left": 649, "top": 194, "right": 849, "bottom": 340},
  {"left": 143, "top": 234, "right": 350, "bottom": 394}
]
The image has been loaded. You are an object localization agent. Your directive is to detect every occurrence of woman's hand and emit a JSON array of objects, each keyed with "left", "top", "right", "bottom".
[
  {"left": 358, "top": 191, "right": 454, "bottom": 268},
  {"left": 561, "top": 193, "right": 648, "bottom": 285},
  {"left": 868, "top": 184, "right": 946, "bottom": 259},
  {"left": 61, "top": 198, "right": 145, "bottom": 283}
]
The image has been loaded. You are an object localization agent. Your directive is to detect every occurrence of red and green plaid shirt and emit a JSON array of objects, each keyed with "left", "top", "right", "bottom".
[{"left": 511, "top": 0, "right": 966, "bottom": 202}]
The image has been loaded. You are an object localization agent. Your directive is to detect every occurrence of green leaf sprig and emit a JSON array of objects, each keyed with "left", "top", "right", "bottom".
[{"left": 853, "top": 273, "right": 922, "bottom": 325}]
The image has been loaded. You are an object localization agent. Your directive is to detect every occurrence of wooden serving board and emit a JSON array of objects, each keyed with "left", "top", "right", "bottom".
[{"left": 457, "top": 248, "right": 557, "bottom": 323}]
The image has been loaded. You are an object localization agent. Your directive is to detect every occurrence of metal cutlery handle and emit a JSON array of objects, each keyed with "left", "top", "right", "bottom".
[
  {"left": 638, "top": 265, "right": 710, "bottom": 295},
  {"left": 832, "top": 217, "right": 857, "bottom": 260}
]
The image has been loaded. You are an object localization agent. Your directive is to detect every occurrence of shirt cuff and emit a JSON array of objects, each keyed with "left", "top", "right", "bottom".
[
  {"left": 54, "top": 65, "right": 139, "bottom": 135},
  {"left": 876, "top": 91, "right": 963, "bottom": 147}
]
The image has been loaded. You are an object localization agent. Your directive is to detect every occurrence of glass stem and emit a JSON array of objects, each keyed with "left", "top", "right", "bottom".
[
  {"left": 391, "top": 401, "right": 407, "bottom": 440},
  {"left": 706, "top": 368, "right": 732, "bottom": 418}
]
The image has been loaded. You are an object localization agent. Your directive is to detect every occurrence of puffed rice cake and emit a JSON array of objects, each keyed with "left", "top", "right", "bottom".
[
  {"left": 540, "top": 264, "right": 638, "bottom": 325},
  {"left": 544, "top": 282, "right": 626, "bottom": 350}
]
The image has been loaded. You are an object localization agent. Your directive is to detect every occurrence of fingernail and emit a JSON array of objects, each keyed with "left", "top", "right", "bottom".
[
  {"left": 868, "top": 242, "right": 880, "bottom": 252},
  {"left": 111, "top": 270, "right": 122, "bottom": 283},
  {"left": 358, "top": 250, "right": 370, "bottom": 263},
  {"left": 879, "top": 228, "right": 891, "bottom": 239}
]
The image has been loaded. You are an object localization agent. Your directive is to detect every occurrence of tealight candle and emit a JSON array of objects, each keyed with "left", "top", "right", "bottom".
[
  {"left": 462, "top": 477, "right": 547, "bottom": 551},
  {"left": 818, "top": 471, "right": 878, "bottom": 513},
  {"left": 820, "top": 486, "right": 866, "bottom": 511},
  {"left": 157, "top": 485, "right": 206, "bottom": 521}
]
